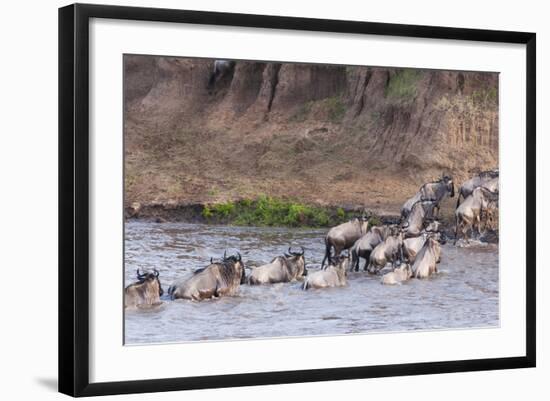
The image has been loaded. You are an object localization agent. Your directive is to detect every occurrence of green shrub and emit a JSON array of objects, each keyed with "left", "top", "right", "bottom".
[
  {"left": 212, "top": 201, "right": 235, "bottom": 217},
  {"left": 201, "top": 205, "right": 213, "bottom": 218},
  {"left": 385, "top": 69, "right": 422, "bottom": 101},
  {"left": 201, "top": 196, "right": 381, "bottom": 228}
]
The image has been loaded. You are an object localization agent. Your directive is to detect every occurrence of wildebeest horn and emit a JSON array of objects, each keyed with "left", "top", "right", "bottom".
[
  {"left": 288, "top": 246, "right": 305, "bottom": 256},
  {"left": 236, "top": 252, "right": 241, "bottom": 262},
  {"left": 210, "top": 257, "right": 214, "bottom": 264},
  {"left": 223, "top": 250, "right": 227, "bottom": 260},
  {"left": 136, "top": 268, "right": 146, "bottom": 280},
  {"left": 153, "top": 268, "right": 159, "bottom": 278}
]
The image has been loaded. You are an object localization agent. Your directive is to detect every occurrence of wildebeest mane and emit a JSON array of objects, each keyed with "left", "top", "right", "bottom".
[
  {"left": 194, "top": 259, "right": 239, "bottom": 283},
  {"left": 217, "top": 259, "right": 240, "bottom": 285},
  {"left": 284, "top": 255, "right": 302, "bottom": 277},
  {"left": 270, "top": 255, "right": 287, "bottom": 265}
]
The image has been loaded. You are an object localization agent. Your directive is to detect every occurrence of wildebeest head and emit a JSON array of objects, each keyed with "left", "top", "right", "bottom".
[
  {"left": 284, "top": 246, "right": 307, "bottom": 277},
  {"left": 425, "top": 229, "right": 446, "bottom": 245},
  {"left": 425, "top": 235, "right": 441, "bottom": 250},
  {"left": 482, "top": 186, "right": 499, "bottom": 200},
  {"left": 222, "top": 251, "right": 246, "bottom": 284},
  {"left": 477, "top": 187, "right": 499, "bottom": 210},
  {"left": 136, "top": 268, "right": 164, "bottom": 296},
  {"left": 352, "top": 217, "right": 370, "bottom": 235},
  {"left": 423, "top": 217, "right": 447, "bottom": 244},
  {"left": 329, "top": 252, "right": 350, "bottom": 277},
  {"left": 423, "top": 218, "right": 442, "bottom": 233},
  {"left": 442, "top": 174, "right": 455, "bottom": 198},
  {"left": 395, "top": 262, "right": 413, "bottom": 279}
]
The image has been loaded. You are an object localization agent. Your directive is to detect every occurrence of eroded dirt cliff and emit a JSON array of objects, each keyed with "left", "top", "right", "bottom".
[{"left": 124, "top": 55, "right": 498, "bottom": 214}]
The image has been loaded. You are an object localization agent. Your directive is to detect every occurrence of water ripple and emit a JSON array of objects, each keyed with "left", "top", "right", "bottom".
[{"left": 124, "top": 221, "right": 499, "bottom": 344}]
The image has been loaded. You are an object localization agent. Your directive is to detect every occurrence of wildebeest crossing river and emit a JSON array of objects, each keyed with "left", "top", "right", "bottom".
[{"left": 124, "top": 221, "right": 499, "bottom": 344}]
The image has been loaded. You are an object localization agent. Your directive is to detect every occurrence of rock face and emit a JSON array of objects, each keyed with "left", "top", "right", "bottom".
[{"left": 124, "top": 55, "right": 498, "bottom": 211}]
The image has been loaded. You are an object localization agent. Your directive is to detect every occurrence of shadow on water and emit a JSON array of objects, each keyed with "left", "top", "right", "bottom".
[{"left": 125, "top": 221, "right": 499, "bottom": 344}]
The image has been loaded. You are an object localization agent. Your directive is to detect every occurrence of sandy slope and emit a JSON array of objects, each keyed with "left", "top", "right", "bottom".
[{"left": 124, "top": 55, "right": 498, "bottom": 215}]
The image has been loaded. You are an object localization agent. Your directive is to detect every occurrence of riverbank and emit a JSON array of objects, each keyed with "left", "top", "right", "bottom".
[
  {"left": 124, "top": 196, "right": 500, "bottom": 242},
  {"left": 127, "top": 194, "right": 505, "bottom": 244},
  {"left": 124, "top": 57, "right": 498, "bottom": 216},
  {"left": 125, "top": 196, "right": 400, "bottom": 228}
]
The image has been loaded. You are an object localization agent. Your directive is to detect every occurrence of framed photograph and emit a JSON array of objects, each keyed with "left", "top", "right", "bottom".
[{"left": 59, "top": 3, "right": 536, "bottom": 397}]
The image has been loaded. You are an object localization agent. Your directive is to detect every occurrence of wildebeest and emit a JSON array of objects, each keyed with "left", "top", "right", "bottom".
[
  {"left": 367, "top": 227, "right": 404, "bottom": 274},
  {"left": 303, "top": 254, "right": 350, "bottom": 290},
  {"left": 381, "top": 263, "right": 413, "bottom": 285},
  {"left": 169, "top": 252, "right": 245, "bottom": 301},
  {"left": 207, "top": 60, "right": 235, "bottom": 89},
  {"left": 455, "top": 186, "right": 499, "bottom": 243},
  {"left": 412, "top": 236, "right": 442, "bottom": 279},
  {"left": 401, "top": 175, "right": 455, "bottom": 219},
  {"left": 455, "top": 169, "right": 499, "bottom": 208},
  {"left": 350, "top": 225, "right": 391, "bottom": 271},
  {"left": 124, "top": 269, "right": 164, "bottom": 308},
  {"left": 322, "top": 217, "right": 369, "bottom": 268},
  {"left": 403, "top": 234, "right": 428, "bottom": 264},
  {"left": 248, "top": 247, "right": 306, "bottom": 285},
  {"left": 403, "top": 228, "right": 445, "bottom": 264},
  {"left": 480, "top": 205, "right": 498, "bottom": 232},
  {"left": 401, "top": 199, "right": 437, "bottom": 238}
]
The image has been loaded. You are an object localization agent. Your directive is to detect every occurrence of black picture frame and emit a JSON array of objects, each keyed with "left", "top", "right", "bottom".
[{"left": 59, "top": 3, "right": 536, "bottom": 397}]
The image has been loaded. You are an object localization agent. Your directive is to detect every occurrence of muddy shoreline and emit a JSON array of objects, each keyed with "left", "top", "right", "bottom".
[
  {"left": 125, "top": 201, "right": 401, "bottom": 226},
  {"left": 124, "top": 201, "right": 498, "bottom": 244}
]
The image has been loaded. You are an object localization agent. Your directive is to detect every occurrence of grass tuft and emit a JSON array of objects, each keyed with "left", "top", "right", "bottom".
[{"left": 385, "top": 69, "right": 422, "bottom": 101}]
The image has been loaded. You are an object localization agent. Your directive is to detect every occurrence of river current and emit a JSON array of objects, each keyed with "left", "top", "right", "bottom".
[{"left": 124, "top": 221, "right": 499, "bottom": 344}]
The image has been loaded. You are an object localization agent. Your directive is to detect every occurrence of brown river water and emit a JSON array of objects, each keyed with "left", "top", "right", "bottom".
[{"left": 124, "top": 221, "right": 499, "bottom": 345}]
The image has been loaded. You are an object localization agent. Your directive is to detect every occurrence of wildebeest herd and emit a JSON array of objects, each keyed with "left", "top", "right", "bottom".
[{"left": 125, "top": 169, "right": 499, "bottom": 309}]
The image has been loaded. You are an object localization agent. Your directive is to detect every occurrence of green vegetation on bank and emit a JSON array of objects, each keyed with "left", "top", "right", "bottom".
[
  {"left": 201, "top": 196, "right": 380, "bottom": 228},
  {"left": 385, "top": 69, "right": 422, "bottom": 101}
]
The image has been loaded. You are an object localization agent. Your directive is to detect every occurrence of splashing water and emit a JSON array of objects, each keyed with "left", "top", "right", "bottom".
[{"left": 124, "top": 221, "right": 498, "bottom": 344}]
